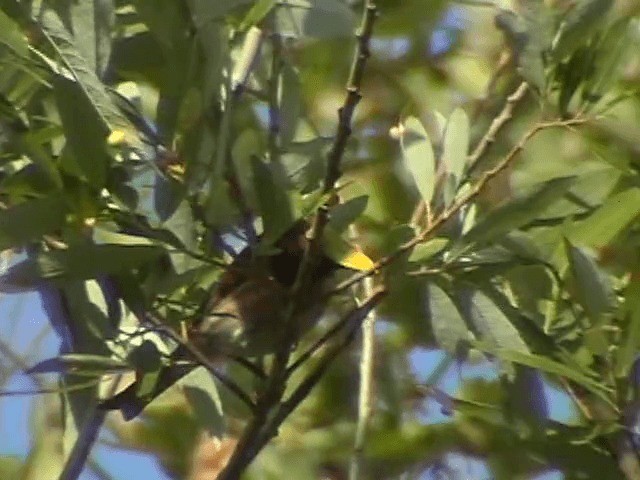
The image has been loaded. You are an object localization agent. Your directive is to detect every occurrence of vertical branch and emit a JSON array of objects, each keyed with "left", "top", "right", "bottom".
[
  {"left": 267, "top": 32, "right": 282, "bottom": 165},
  {"left": 291, "top": 0, "right": 378, "bottom": 299},
  {"left": 217, "top": 4, "right": 379, "bottom": 479},
  {"left": 349, "top": 276, "right": 377, "bottom": 480}
]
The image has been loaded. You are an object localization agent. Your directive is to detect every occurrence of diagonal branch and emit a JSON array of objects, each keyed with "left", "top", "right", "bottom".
[{"left": 330, "top": 116, "right": 590, "bottom": 295}]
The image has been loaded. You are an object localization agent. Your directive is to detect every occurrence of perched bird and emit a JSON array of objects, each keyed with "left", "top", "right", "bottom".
[
  {"left": 189, "top": 220, "right": 343, "bottom": 358},
  {"left": 101, "top": 220, "right": 372, "bottom": 418}
]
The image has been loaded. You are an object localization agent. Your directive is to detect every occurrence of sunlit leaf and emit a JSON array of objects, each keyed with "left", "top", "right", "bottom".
[
  {"left": 441, "top": 107, "right": 469, "bottom": 193},
  {"left": 275, "top": 0, "right": 356, "bottom": 39},
  {"left": 400, "top": 116, "right": 436, "bottom": 205},
  {"left": 568, "top": 188, "right": 640, "bottom": 248},
  {"left": 0, "top": 9, "right": 28, "bottom": 57}
]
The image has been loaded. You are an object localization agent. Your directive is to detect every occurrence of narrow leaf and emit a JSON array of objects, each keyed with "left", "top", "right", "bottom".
[
  {"left": 328, "top": 195, "right": 369, "bottom": 232},
  {"left": 27, "top": 354, "right": 130, "bottom": 376},
  {"left": 2, "top": 244, "right": 164, "bottom": 286},
  {"left": 251, "top": 156, "right": 295, "bottom": 245},
  {"left": 615, "top": 277, "right": 640, "bottom": 378},
  {"left": 455, "top": 176, "right": 576, "bottom": 255},
  {"left": 441, "top": 107, "right": 469, "bottom": 191},
  {"left": 426, "top": 283, "right": 474, "bottom": 353},
  {"left": 409, "top": 238, "right": 449, "bottom": 263},
  {"left": 473, "top": 341, "right": 616, "bottom": 410},
  {"left": 568, "top": 188, "right": 640, "bottom": 249},
  {"left": 565, "top": 239, "right": 615, "bottom": 324},
  {"left": 400, "top": 116, "right": 436, "bottom": 205},
  {"left": 462, "top": 290, "right": 529, "bottom": 353}
]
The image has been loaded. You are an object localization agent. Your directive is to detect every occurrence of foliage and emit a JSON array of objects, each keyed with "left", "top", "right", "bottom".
[{"left": 1, "top": 0, "right": 640, "bottom": 479}]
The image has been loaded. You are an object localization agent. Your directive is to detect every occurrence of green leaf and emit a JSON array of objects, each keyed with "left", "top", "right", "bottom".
[
  {"left": 275, "top": 0, "right": 356, "bottom": 39},
  {"left": 0, "top": 9, "right": 28, "bottom": 57},
  {"left": 615, "top": 278, "right": 640, "bottom": 378},
  {"left": 585, "top": 18, "right": 633, "bottom": 99},
  {"left": 552, "top": 0, "right": 614, "bottom": 60},
  {"left": 239, "top": 0, "right": 277, "bottom": 31},
  {"left": 280, "top": 62, "right": 302, "bottom": 148},
  {"left": 454, "top": 176, "right": 576, "bottom": 256},
  {"left": 0, "top": 195, "right": 67, "bottom": 250},
  {"left": 426, "top": 283, "right": 474, "bottom": 352},
  {"left": 251, "top": 156, "right": 295, "bottom": 245},
  {"left": 38, "top": 8, "right": 136, "bottom": 140},
  {"left": 328, "top": 195, "right": 369, "bottom": 232},
  {"left": 28, "top": 354, "right": 131, "bottom": 377},
  {"left": 54, "top": 75, "right": 109, "bottom": 186},
  {"left": 472, "top": 341, "right": 615, "bottom": 409},
  {"left": 462, "top": 290, "right": 529, "bottom": 353},
  {"left": 3, "top": 244, "right": 164, "bottom": 285},
  {"left": 408, "top": 238, "right": 448, "bottom": 263},
  {"left": 564, "top": 239, "right": 615, "bottom": 324},
  {"left": 400, "top": 116, "right": 436, "bottom": 205},
  {"left": 181, "top": 367, "right": 225, "bottom": 435},
  {"left": 441, "top": 107, "right": 469, "bottom": 197},
  {"left": 568, "top": 188, "right": 640, "bottom": 248}
]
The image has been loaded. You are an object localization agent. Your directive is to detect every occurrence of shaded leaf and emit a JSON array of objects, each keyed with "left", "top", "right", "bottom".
[
  {"left": 54, "top": 75, "right": 109, "bottom": 186},
  {"left": 38, "top": 7, "right": 137, "bottom": 141},
  {"left": 400, "top": 116, "right": 436, "bottom": 205},
  {"left": 0, "top": 195, "right": 67, "bottom": 250},
  {"left": 564, "top": 239, "right": 615, "bottom": 324},
  {"left": 425, "top": 283, "right": 474, "bottom": 352},
  {"left": 454, "top": 176, "right": 576, "bottom": 256},
  {"left": 2, "top": 244, "right": 164, "bottom": 285},
  {"left": 251, "top": 156, "right": 295, "bottom": 245},
  {"left": 27, "top": 354, "right": 131, "bottom": 376},
  {"left": 408, "top": 238, "right": 448, "bottom": 263},
  {"left": 460, "top": 289, "right": 529, "bottom": 353},
  {"left": 552, "top": 0, "right": 614, "bottom": 60},
  {"left": 328, "top": 195, "right": 368, "bottom": 232},
  {"left": 472, "top": 341, "right": 615, "bottom": 409}
]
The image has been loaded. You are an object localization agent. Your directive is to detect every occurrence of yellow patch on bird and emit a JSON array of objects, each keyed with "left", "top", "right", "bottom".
[
  {"left": 107, "top": 129, "right": 127, "bottom": 146},
  {"left": 337, "top": 249, "right": 375, "bottom": 271},
  {"left": 322, "top": 227, "right": 375, "bottom": 272}
]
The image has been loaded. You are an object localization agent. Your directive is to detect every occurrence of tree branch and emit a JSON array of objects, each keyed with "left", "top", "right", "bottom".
[{"left": 330, "top": 116, "right": 590, "bottom": 296}]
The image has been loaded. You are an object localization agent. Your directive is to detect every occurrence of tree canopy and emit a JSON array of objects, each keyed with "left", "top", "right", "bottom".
[{"left": 1, "top": 0, "right": 640, "bottom": 479}]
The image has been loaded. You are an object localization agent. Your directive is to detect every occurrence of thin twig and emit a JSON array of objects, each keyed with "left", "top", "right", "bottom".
[
  {"left": 466, "top": 81, "right": 529, "bottom": 174},
  {"left": 330, "top": 116, "right": 589, "bottom": 295},
  {"left": 250, "top": 289, "right": 386, "bottom": 458},
  {"left": 143, "top": 312, "right": 255, "bottom": 411}
]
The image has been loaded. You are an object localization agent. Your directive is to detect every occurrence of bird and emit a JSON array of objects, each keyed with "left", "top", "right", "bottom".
[{"left": 100, "top": 220, "right": 371, "bottom": 419}]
